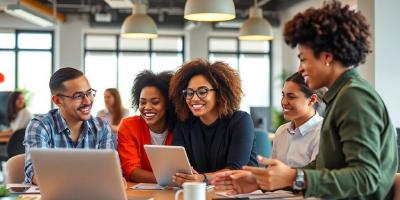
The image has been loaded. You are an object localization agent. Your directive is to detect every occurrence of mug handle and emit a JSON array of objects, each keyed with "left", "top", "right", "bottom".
[{"left": 175, "top": 189, "right": 183, "bottom": 200}]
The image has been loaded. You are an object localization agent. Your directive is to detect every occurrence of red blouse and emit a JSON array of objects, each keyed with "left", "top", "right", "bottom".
[{"left": 117, "top": 116, "right": 172, "bottom": 180}]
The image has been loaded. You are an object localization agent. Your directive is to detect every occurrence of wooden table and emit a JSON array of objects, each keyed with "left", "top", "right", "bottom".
[
  {"left": 126, "top": 182, "right": 218, "bottom": 200},
  {"left": 15, "top": 182, "right": 220, "bottom": 200},
  {"left": 16, "top": 182, "right": 310, "bottom": 200}
]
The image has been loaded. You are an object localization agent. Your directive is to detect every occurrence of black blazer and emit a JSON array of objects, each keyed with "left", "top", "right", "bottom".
[{"left": 172, "top": 111, "right": 258, "bottom": 173}]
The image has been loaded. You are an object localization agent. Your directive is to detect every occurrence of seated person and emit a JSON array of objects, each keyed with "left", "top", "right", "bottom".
[
  {"left": 169, "top": 59, "right": 258, "bottom": 186},
  {"left": 211, "top": 1, "right": 397, "bottom": 199},
  {"left": 0, "top": 91, "right": 32, "bottom": 136},
  {"left": 118, "top": 70, "right": 176, "bottom": 183},
  {"left": 272, "top": 72, "right": 323, "bottom": 167},
  {"left": 97, "top": 88, "right": 129, "bottom": 133},
  {"left": 24, "top": 67, "right": 117, "bottom": 185}
]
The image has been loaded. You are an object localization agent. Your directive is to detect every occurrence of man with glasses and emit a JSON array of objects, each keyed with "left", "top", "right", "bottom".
[{"left": 24, "top": 67, "right": 117, "bottom": 185}]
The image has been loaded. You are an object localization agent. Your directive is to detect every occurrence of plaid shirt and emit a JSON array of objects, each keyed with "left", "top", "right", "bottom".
[{"left": 23, "top": 109, "right": 117, "bottom": 184}]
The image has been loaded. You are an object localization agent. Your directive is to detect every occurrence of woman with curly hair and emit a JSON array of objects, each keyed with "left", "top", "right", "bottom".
[
  {"left": 169, "top": 59, "right": 258, "bottom": 186},
  {"left": 117, "top": 70, "right": 176, "bottom": 183},
  {"left": 97, "top": 88, "right": 129, "bottom": 133},
  {"left": 212, "top": 1, "right": 397, "bottom": 199}
]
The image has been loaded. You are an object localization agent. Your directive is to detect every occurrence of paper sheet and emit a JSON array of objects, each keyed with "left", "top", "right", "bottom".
[
  {"left": 130, "top": 183, "right": 215, "bottom": 191},
  {"left": 216, "top": 189, "right": 299, "bottom": 199},
  {"left": 130, "top": 183, "right": 165, "bottom": 190}
]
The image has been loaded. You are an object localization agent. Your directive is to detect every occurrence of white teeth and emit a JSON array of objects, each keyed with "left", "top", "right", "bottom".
[
  {"left": 144, "top": 113, "right": 156, "bottom": 117},
  {"left": 79, "top": 107, "right": 90, "bottom": 114},
  {"left": 192, "top": 104, "right": 203, "bottom": 109}
]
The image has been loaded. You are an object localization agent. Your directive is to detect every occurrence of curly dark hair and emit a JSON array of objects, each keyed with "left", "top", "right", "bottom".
[
  {"left": 170, "top": 59, "right": 243, "bottom": 121},
  {"left": 283, "top": 0, "right": 371, "bottom": 67},
  {"left": 131, "top": 70, "right": 176, "bottom": 131}
]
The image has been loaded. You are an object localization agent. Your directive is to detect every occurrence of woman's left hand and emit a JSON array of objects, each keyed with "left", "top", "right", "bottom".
[{"left": 172, "top": 173, "right": 204, "bottom": 186}]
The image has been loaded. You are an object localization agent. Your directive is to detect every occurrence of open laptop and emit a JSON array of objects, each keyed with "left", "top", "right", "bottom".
[
  {"left": 30, "top": 148, "right": 152, "bottom": 200},
  {"left": 144, "top": 145, "right": 192, "bottom": 187}
]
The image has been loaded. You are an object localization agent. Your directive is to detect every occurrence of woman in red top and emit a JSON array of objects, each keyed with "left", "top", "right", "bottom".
[{"left": 118, "top": 70, "right": 176, "bottom": 183}]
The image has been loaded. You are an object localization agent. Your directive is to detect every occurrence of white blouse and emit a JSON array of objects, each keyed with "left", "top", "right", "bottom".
[{"left": 272, "top": 113, "right": 323, "bottom": 168}]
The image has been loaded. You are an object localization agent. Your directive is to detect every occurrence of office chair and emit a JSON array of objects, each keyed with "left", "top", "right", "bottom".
[
  {"left": 5, "top": 154, "right": 25, "bottom": 184},
  {"left": 254, "top": 130, "right": 272, "bottom": 158},
  {"left": 7, "top": 128, "right": 26, "bottom": 159}
]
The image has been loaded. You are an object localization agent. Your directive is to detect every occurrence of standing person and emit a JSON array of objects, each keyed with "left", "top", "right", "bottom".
[
  {"left": 24, "top": 67, "right": 117, "bottom": 185},
  {"left": 212, "top": 1, "right": 397, "bottom": 199},
  {"left": 97, "top": 88, "right": 129, "bottom": 133},
  {"left": 272, "top": 72, "right": 323, "bottom": 168},
  {"left": 169, "top": 59, "right": 258, "bottom": 186},
  {"left": 117, "top": 70, "right": 176, "bottom": 183},
  {"left": 0, "top": 91, "right": 32, "bottom": 136}
]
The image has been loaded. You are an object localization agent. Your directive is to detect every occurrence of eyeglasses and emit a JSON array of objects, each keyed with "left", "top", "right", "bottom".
[
  {"left": 57, "top": 89, "right": 97, "bottom": 101},
  {"left": 182, "top": 87, "right": 217, "bottom": 100}
]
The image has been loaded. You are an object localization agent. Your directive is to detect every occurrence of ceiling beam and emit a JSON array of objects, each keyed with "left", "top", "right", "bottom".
[{"left": 20, "top": 0, "right": 66, "bottom": 22}]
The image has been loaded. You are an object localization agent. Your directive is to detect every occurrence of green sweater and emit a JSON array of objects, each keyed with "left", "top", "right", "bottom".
[{"left": 303, "top": 69, "right": 398, "bottom": 199}]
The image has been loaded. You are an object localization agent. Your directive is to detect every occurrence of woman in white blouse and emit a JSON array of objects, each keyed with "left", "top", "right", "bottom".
[
  {"left": 272, "top": 72, "right": 324, "bottom": 167},
  {"left": 96, "top": 88, "right": 129, "bottom": 133},
  {"left": 0, "top": 91, "right": 32, "bottom": 136}
]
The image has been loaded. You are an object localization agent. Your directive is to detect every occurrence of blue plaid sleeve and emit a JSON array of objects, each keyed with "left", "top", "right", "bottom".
[
  {"left": 97, "top": 119, "right": 117, "bottom": 150},
  {"left": 23, "top": 119, "right": 50, "bottom": 184}
]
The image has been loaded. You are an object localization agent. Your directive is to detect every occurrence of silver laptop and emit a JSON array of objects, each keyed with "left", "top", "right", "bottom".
[{"left": 30, "top": 148, "right": 152, "bottom": 200}]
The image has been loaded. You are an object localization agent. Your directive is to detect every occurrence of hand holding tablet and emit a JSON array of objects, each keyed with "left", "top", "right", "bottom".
[{"left": 144, "top": 145, "right": 193, "bottom": 187}]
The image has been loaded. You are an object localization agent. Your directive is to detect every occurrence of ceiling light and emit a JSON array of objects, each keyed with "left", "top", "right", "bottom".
[
  {"left": 239, "top": 2, "right": 273, "bottom": 41},
  {"left": 121, "top": 3, "right": 157, "bottom": 39},
  {"left": 5, "top": 4, "right": 54, "bottom": 27},
  {"left": 184, "top": 0, "right": 236, "bottom": 22}
]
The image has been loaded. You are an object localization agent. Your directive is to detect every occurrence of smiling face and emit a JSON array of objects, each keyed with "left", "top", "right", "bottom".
[
  {"left": 53, "top": 76, "right": 94, "bottom": 123},
  {"left": 185, "top": 75, "right": 218, "bottom": 124},
  {"left": 298, "top": 44, "right": 332, "bottom": 90},
  {"left": 281, "top": 81, "right": 316, "bottom": 124},
  {"left": 139, "top": 86, "right": 167, "bottom": 133}
]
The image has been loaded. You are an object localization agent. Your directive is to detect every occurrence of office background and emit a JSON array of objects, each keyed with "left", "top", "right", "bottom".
[{"left": 0, "top": 0, "right": 399, "bottom": 129}]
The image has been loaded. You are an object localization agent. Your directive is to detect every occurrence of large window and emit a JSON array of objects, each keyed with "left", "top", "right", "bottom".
[
  {"left": 0, "top": 31, "right": 53, "bottom": 114},
  {"left": 84, "top": 34, "right": 184, "bottom": 114},
  {"left": 209, "top": 37, "right": 272, "bottom": 129}
]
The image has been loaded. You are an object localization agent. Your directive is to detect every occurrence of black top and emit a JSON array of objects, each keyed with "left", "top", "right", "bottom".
[{"left": 172, "top": 111, "right": 258, "bottom": 173}]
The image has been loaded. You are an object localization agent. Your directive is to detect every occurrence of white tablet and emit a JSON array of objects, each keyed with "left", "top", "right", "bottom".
[{"left": 144, "top": 145, "right": 193, "bottom": 187}]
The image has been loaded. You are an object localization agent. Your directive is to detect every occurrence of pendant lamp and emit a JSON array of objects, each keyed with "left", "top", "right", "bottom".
[
  {"left": 239, "top": 0, "right": 273, "bottom": 41},
  {"left": 121, "top": 3, "right": 157, "bottom": 39},
  {"left": 184, "top": 0, "right": 236, "bottom": 22}
]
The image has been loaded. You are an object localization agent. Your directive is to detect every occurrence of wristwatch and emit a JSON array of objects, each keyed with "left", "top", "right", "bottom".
[
  {"left": 201, "top": 174, "right": 208, "bottom": 185},
  {"left": 292, "top": 169, "right": 305, "bottom": 192}
]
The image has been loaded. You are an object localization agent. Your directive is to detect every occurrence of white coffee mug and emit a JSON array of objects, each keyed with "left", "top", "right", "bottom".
[{"left": 175, "top": 182, "right": 206, "bottom": 200}]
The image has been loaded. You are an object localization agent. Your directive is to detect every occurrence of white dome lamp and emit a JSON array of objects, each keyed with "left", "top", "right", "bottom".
[
  {"left": 121, "top": 3, "right": 157, "bottom": 39},
  {"left": 184, "top": 0, "right": 236, "bottom": 22},
  {"left": 239, "top": 0, "right": 273, "bottom": 41}
]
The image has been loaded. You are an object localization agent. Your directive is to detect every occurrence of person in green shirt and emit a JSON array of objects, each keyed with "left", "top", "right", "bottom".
[{"left": 211, "top": 1, "right": 398, "bottom": 199}]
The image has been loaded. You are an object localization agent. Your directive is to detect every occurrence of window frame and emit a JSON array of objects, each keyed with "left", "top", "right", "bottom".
[
  {"left": 208, "top": 36, "right": 273, "bottom": 131},
  {"left": 0, "top": 29, "right": 54, "bottom": 111},
  {"left": 83, "top": 34, "right": 185, "bottom": 88}
]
